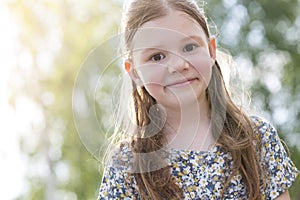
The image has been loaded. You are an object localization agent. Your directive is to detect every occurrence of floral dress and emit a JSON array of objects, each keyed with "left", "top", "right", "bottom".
[{"left": 98, "top": 116, "right": 299, "bottom": 199}]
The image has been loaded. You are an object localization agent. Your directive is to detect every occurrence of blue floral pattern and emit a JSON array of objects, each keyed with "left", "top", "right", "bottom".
[{"left": 98, "top": 117, "right": 299, "bottom": 199}]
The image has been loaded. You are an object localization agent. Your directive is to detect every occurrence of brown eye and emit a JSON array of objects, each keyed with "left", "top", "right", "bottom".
[
  {"left": 151, "top": 53, "right": 165, "bottom": 62},
  {"left": 183, "top": 43, "right": 198, "bottom": 52}
]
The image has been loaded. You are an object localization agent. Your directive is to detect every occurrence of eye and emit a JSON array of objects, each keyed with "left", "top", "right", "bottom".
[
  {"left": 183, "top": 43, "right": 198, "bottom": 52},
  {"left": 151, "top": 53, "right": 165, "bottom": 62}
]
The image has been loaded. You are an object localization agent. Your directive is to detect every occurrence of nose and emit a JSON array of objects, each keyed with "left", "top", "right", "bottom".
[{"left": 167, "top": 54, "right": 189, "bottom": 73}]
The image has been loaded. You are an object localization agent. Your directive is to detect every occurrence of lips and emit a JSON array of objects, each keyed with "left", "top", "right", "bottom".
[{"left": 166, "top": 78, "right": 198, "bottom": 88}]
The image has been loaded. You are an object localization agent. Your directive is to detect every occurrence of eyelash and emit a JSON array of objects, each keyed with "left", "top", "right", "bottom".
[
  {"left": 183, "top": 43, "right": 199, "bottom": 52},
  {"left": 149, "top": 43, "right": 199, "bottom": 62},
  {"left": 150, "top": 53, "right": 165, "bottom": 62}
]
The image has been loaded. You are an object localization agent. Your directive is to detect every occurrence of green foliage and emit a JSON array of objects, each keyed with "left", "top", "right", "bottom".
[
  {"left": 8, "top": 0, "right": 121, "bottom": 199},
  {"left": 207, "top": 0, "right": 300, "bottom": 198}
]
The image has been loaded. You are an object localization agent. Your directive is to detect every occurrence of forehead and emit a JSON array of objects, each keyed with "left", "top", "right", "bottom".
[{"left": 132, "top": 11, "right": 208, "bottom": 49}]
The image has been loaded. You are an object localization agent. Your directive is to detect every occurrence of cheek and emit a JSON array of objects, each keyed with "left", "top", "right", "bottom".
[
  {"left": 135, "top": 64, "right": 166, "bottom": 86},
  {"left": 134, "top": 64, "right": 167, "bottom": 99},
  {"left": 143, "top": 84, "right": 163, "bottom": 101},
  {"left": 187, "top": 54, "right": 213, "bottom": 86}
]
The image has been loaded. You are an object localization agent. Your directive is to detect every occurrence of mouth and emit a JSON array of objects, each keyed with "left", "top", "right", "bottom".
[{"left": 166, "top": 78, "right": 198, "bottom": 88}]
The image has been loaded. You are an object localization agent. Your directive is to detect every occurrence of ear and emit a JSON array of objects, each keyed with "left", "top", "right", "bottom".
[
  {"left": 124, "top": 60, "right": 143, "bottom": 86},
  {"left": 124, "top": 61, "right": 131, "bottom": 72},
  {"left": 209, "top": 37, "right": 217, "bottom": 61}
]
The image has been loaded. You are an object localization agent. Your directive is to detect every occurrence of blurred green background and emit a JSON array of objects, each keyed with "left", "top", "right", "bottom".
[{"left": 0, "top": 0, "right": 299, "bottom": 199}]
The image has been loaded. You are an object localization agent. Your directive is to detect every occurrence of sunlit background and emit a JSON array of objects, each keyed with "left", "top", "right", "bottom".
[
  {"left": 0, "top": 0, "right": 299, "bottom": 199},
  {"left": 0, "top": 1, "right": 27, "bottom": 198}
]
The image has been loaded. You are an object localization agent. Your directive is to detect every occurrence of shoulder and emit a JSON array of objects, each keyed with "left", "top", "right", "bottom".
[
  {"left": 250, "top": 115, "right": 285, "bottom": 156},
  {"left": 250, "top": 115, "right": 273, "bottom": 131},
  {"left": 249, "top": 115, "right": 284, "bottom": 162},
  {"left": 105, "top": 141, "right": 134, "bottom": 172},
  {"left": 99, "top": 142, "right": 139, "bottom": 199},
  {"left": 250, "top": 115, "right": 279, "bottom": 144}
]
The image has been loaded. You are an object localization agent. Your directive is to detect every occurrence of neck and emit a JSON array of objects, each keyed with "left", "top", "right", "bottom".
[{"left": 163, "top": 96, "right": 215, "bottom": 151}]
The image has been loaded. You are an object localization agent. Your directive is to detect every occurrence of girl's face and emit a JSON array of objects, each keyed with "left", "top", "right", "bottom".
[{"left": 130, "top": 11, "right": 216, "bottom": 109}]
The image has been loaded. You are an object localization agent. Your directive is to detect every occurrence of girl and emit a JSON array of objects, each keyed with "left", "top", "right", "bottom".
[{"left": 98, "top": 0, "right": 298, "bottom": 199}]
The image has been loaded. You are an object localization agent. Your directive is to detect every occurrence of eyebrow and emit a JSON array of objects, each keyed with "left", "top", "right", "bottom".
[
  {"left": 136, "top": 46, "right": 166, "bottom": 56},
  {"left": 181, "top": 35, "right": 206, "bottom": 44}
]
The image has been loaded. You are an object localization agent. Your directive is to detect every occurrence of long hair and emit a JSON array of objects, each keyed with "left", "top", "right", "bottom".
[{"left": 111, "top": 0, "right": 264, "bottom": 199}]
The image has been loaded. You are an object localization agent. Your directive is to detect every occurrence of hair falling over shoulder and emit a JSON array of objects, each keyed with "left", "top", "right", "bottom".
[{"left": 110, "top": 0, "right": 266, "bottom": 199}]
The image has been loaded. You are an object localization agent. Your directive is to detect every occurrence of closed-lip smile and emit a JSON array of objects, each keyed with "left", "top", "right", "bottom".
[{"left": 166, "top": 78, "right": 198, "bottom": 88}]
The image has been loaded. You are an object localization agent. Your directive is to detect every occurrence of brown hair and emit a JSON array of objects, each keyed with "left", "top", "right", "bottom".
[{"left": 121, "top": 0, "right": 263, "bottom": 199}]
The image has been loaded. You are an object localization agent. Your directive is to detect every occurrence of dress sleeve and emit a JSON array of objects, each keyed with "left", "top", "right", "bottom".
[
  {"left": 97, "top": 144, "right": 139, "bottom": 200},
  {"left": 97, "top": 166, "right": 139, "bottom": 200},
  {"left": 252, "top": 116, "right": 299, "bottom": 200}
]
